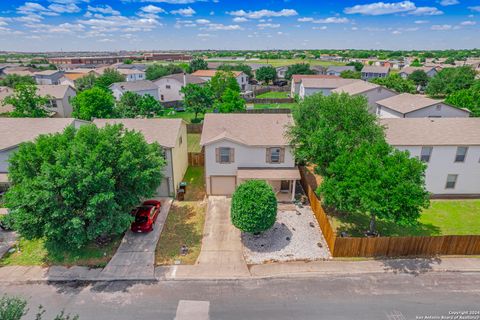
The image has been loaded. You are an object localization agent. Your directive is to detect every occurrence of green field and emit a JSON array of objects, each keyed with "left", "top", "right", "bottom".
[
  {"left": 329, "top": 199, "right": 480, "bottom": 237},
  {"left": 256, "top": 91, "right": 290, "bottom": 99}
]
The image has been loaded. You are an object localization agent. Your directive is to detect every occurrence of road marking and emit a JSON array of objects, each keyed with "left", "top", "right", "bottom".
[{"left": 174, "top": 300, "right": 210, "bottom": 320}]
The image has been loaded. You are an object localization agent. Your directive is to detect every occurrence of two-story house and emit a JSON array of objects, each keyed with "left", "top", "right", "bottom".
[
  {"left": 290, "top": 74, "right": 339, "bottom": 97},
  {"left": 93, "top": 118, "right": 188, "bottom": 197},
  {"left": 154, "top": 73, "right": 207, "bottom": 103},
  {"left": 331, "top": 81, "right": 397, "bottom": 113},
  {"left": 381, "top": 118, "right": 480, "bottom": 197},
  {"left": 200, "top": 114, "right": 299, "bottom": 202},
  {"left": 34, "top": 70, "right": 65, "bottom": 85},
  {"left": 398, "top": 66, "right": 438, "bottom": 79},
  {"left": 37, "top": 85, "right": 77, "bottom": 118},
  {"left": 191, "top": 70, "right": 250, "bottom": 91},
  {"left": 376, "top": 93, "right": 471, "bottom": 118},
  {"left": 298, "top": 78, "right": 361, "bottom": 99},
  {"left": 109, "top": 80, "right": 160, "bottom": 100}
]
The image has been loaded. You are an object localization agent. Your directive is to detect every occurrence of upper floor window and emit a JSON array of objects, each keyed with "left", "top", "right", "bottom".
[
  {"left": 166, "top": 85, "right": 171, "bottom": 89},
  {"left": 420, "top": 146, "right": 433, "bottom": 163},
  {"left": 455, "top": 147, "right": 468, "bottom": 163},
  {"left": 266, "top": 147, "right": 284, "bottom": 164},
  {"left": 445, "top": 174, "right": 458, "bottom": 189},
  {"left": 216, "top": 147, "right": 234, "bottom": 164}
]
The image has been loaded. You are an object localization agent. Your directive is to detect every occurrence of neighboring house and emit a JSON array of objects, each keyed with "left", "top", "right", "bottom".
[
  {"left": 326, "top": 66, "right": 355, "bottom": 76},
  {"left": 376, "top": 93, "right": 470, "bottom": 118},
  {"left": 2, "top": 67, "right": 36, "bottom": 77},
  {"left": 34, "top": 70, "right": 64, "bottom": 85},
  {"left": 37, "top": 85, "right": 77, "bottom": 118},
  {"left": 332, "top": 81, "right": 397, "bottom": 113},
  {"left": 275, "top": 66, "right": 289, "bottom": 79},
  {"left": 361, "top": 66, "right": 390, "bottom": 81},
  {"left": 290, "top": 74, "right": 340, "bottom": 97},
  {"left": 191, "top": 70, "right": 250, "bottom": 91},
  {"left": 382, "top": 118, "right": 480, "bottom": 196},
  {"left": 200, "top": 113, "right": 300, "bottom": 202},
  {"left": 154, "top": 73, "right": 207, "bottom": 103},
  {"left": 117, "top": 68, "right": 146, "bottom": 82},
  {"left": 299, "top": 78, "right": 361, "bottom": 99},
  {"left": 398, "top": 66, "right": 438, "bottom": 79},
  {"left": 109, "top": 80, "right": 159, "bottom": 100},
  {"left": 0, "top": 118, "right": 88, "bottom": 191},
  {"left": 0, "top": 87, "right": 14, "bottom": 114},
  {"left": 311, "top": 65, "right": 326, "bottom": 75},
  {"left": 93, "top": 118, "right": 188, "bottom": 197}
]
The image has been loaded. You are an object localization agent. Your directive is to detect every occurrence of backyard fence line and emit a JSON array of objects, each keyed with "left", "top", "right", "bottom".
[
  {"left": 299, "top": 166, "right": 480, "bottom": 258},
  {"left": 187, "top": 123, "right": 203, "bottom": 134},
  {"left": 188, "top": 152, "right": 205, "bottom": 166},
  {"left": 238, "top": 108, "right": 292, "bottom": 114},
  {"left": 244, "top": 98, "right": 295, "bottom": 104},
  {"left": 252, "top": 85, "right": 290, "bottom": 95}
]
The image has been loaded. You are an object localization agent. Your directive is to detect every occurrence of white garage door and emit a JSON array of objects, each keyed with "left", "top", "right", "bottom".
[{"left": 210, "top": 176, "right": 236, "bottom": 196}]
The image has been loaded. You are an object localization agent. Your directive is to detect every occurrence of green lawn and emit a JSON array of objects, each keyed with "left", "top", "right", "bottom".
[
  {"left": 256, "top": 91, "right": 289, "bottom": 99},
  {"left": 187, "top": 133, "right": 202, "bottom": 153},
  {"left": 0, "top": 236, "right": 122, "bottom": 267},
  {"left": 329, "top": 199, "right": 480, "bottom": 237},
  {"left": 254, "top": 103, "right": 297, "bottom": 109},
  {"left": 183, "top": 166, "right": 206, "bottom": 201},
  {"left": 160, "top": 110, "right": 203, "bottom": 124}
]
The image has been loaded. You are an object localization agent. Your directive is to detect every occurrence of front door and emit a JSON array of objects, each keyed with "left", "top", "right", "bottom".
[{"left": 280, "top": 180, "right": 290, "bottom": 192}]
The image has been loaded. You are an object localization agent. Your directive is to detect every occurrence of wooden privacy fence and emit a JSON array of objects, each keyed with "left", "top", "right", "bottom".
[
  {"left": 252, "top": 85, "right": 290, "bottom": 95},
  {"left": 244, "top": 98, "right": 295, "bottom": 104},
  {"left": 188, "top": 152, "right": 204, "bottom": 166},
  {"left": 186, "top": 123, "right": 203, "bottom": 134},
  {"left": 299, "top": 166, "right": 480, "bottom": 258}
]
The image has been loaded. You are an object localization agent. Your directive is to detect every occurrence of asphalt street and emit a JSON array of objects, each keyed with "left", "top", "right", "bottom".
[{"left": 1, "top": 272, "right": 479, "bottom": 320}]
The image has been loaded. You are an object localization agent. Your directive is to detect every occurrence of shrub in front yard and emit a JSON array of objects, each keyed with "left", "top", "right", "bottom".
[{"left": 231, "top": 180, "right": 277, "bottom": 234}]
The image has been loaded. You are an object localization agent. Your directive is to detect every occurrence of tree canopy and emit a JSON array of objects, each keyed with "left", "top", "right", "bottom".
[
  {"left": 3, "top": 84, "right": 50, "bottom": 118},
  {"left": 285, "top": 63, "right": 315, "bottom": 80},
  {"left": 145, "top": 64, "right": 183, "bottom": 81},
  {"left": 75, "top": 73, "right": 97, "bottom": 92},
  {"left": 71, "top": 87, "right": 115, "bottom": 120},
  {"left": 231, "top": 180, "right": 277, "bottom": 234},
  {"left": 94, "top": 68, "right": 125, "bottom": 90},
  {"left": 445, "top": 80, "right": 480, "bottom": 117},
  {"left": 371, "top": 74, "right": 416, "bottom": 93},
  {"left": 346, "top": 61, "right": 364, "bottom": 72},
  {"left": 255, "top": 66, "right": 277, "bottom": 84},
  {"left": 5, "top": 124, "right": 165, "bottom": 250},
  {"left": 426, "top": 66, "right": 476, "bottom": 98},
  {"left": 0, "top": 74, "right": 35, "bottom": 88},
  {"left": 209, "top": 70, "right": 240, "bottom": 100},
  {"left": 180, "top": 83, "right": 213, "bottom": 121},
  {"left": 340, "top": 70, "right": 361, "bottom": 79},
  {"left": 289, "top": 93, "right": 384, "bottom": 176},
  {"left": 407, "top": 70, "right": 429, "bottom": 87},
  {"left": 217, "top": 64, "right": 253, "bottom": 79},
  {"left": 188, "top": 58, "right": 208, "bottom": 73},
  {"left": 320, "top": 141, "right": 430, "bottom": 234},
  {"left": 116, "top": 92, "right": 163, "bottom": 118},
  {"left": 214, "top": 88, "right": 245, "bottom": 113}
]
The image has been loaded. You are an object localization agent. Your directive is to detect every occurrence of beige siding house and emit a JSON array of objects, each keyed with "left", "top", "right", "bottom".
[
  {"left": 93, "top": 118, "right": 188, "bottom": 197},
  {"left": 200, "top": 114, "right": 299, "bottom": 202},
  {"left": 155, "top": 73, "right": 207, "bottom": 103}
]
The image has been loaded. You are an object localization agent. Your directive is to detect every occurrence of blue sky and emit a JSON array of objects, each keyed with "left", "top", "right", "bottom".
[{"left": 0, "top": 0, "right": 479, "bottom": 51}]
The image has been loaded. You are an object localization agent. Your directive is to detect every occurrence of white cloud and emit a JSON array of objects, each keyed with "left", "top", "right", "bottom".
[
  {"left": 460, "top": 20, "right": 476, "bottom": 26},
  {"left": 24, "top": 22, "right": 85, "bottom": 33},
  {"left": 140, "top": 5, "right": 165, "bottom": 14},
  {"left": 132, "top": 0, "right": 206, "bottom": 3},
  {"left": 408, "top": 7, "right": 443, "bottom": 16},
  {"left": 47, "top": 0, "right": 89, "bottom": 4},
  {"left": 197, "top": 33, "right": 214, "bottom": 37},
  {"left": 87, "top": 5, "right": 121, "bottom": 15},
  {"left": 17, "top": 2, "right": 59, "bottom": 16},
  {"left": 257, "top": 23, "right": 280, "bottom": 29},
  {"left": 392, "top": 30, "right": 402, "bottom": 34},
  {"left": 431, "top": 24, "right": 452, "bottom": 30},
  {"left": 414, "top": 20, "right": 429, "bottom": 24},
  {"left": 227, "top": 9, "right": 298, "bottom": 19},
  {"left": 469, "top": 6, "right": 480, "bottom": 12},
  {"left": 196, "top": 19, "right": 210, "bottom": 24},
  {"left": 201, "top": 23, "right": 243, "bottom": 31},
  {"left": 171, "top": 7, "right": 196, "bottom": 16},
  {"left": 78, "top": 14, "right": 162, "bottom": 32},
  {"left": 233, "top": 17, "right": 248, "bottom": 23},
  {"left": 48, "top": 3, "right": 81, "bottom": 13},
  {"left": 313, "top": 26, "right": 327, "bottom": 30},
  {"left": 439, "top": 0, "right": 459, "bottom": 6},
  {"left": 344, "top": 1, "right": 416, "bottom": 15},
  {"left": 298, "top": 17, "right": 350, "bottom": 24}
]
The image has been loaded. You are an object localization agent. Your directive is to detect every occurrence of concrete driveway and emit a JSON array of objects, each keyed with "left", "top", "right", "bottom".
[
  {"left": 173, "top": 196, "right": 250, "bottom": 279},
  {"left": 99, "top": 198, "right": 172, "bottom": 280}
]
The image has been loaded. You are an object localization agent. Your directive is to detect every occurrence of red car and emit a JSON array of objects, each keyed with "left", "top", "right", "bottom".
[{"left": 130, "top": 200, "right": 162, "bottom": 233}]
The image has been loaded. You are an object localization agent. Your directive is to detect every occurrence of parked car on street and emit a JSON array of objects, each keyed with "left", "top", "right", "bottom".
[{"left": 130, "top": 200, "right": 162, "bottom": 233}]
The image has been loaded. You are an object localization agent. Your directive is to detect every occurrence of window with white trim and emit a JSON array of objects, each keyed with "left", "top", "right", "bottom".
[
  {"left": 270, "top": 148, "right": 281, "bottom": 163},
  {"left": 455, "top": 147, "right": 468, "bottom": 163},
  {"left": 445, "top": 174, "right": 458, "bottom": 189},
  {"left": 219, "top": 147, "right": 231, "bottom": 163},
  {"left": 420, "top": 146, "right": 432, "bottom": 163}
]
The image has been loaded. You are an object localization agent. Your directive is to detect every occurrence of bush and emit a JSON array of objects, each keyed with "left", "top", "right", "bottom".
[{"left": 231, "top": 180, "right": 277, "bottom": 234}]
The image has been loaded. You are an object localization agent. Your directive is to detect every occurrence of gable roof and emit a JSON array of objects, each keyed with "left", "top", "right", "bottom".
[
  {"left": 327, "top": 66, "right": 355, "bottom": 73},
  {"left": 37, "top": 85, "right": 74, "bottom": 99},
  {"left": 0, "top": 118, "right": 77, "bottom": 151},
  {"left": 361, "top": 66, "right": 390, "bottom": 74},
  {"left": 191, "top": 70, "right": 243, "bottom": 78},
  {"left": 376, "top": 93, "right": 466, "bottom": 114},
  {"left": 399, "top": 66, "right": 437, "bottom": 75},
  {"left": 34, "top": 70, "right": 61, "bottom": 76},
  {"left": 381, "top": 118, "right": 480, "bottom": 146},
  {"left": 292, "top": 74, "right": 339, "bottom": 84},
  {"left": 200, "top": 113, "right": 293, "bottom": 147},
  {"left": 301, "top": 78, "right": 361, "bottom": 89},
  {"left": 332, "top": 81, "right": 382, "bottom": 95},
  {"left": 117, "top": 68, "right": 145, "bottom": 75},
  {"left": 156, "top": 73, "right": 207, "bottom": 85},
  {"left": 93, "top": 118, "right": 183, "bottom": 148},
  {"left": 63, "top": 73, "right": 88, "bottom": 81},
  {"left": 110, "top": 80, "right": 158, "bottom": 92}
]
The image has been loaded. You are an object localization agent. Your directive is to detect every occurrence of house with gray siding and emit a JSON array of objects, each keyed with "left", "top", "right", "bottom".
[{"left": 332, "top": 81, "right": 397, "bottom": 113}]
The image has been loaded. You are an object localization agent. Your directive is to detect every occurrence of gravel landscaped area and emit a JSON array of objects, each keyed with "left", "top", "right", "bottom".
[{"left": 242, "top": 205, "right": 332, "bottom": 264}]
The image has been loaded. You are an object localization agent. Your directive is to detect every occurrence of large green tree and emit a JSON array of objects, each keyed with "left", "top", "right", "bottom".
[
  {"left": 214, "top": 88, "right": 245, "bottom": 113},
  {"left": 3, "top": 84, "right": 50, "bottom": 118},
  {"left": 5, "top": 124, "right": 165, "bottom": 250},
  {"left": 371, "top": 74, "right": 416, "bottom": 93},
  {"left": 75, "top": 73, "right": 97, "bottom": 92},
  {"left": 289, "top": 93, "right": 384, "bottom": 176},
  {"left": 426, "top": 66, "right": 476, "bottom": 98},
  {"left": 71, "top": 87, "right": 115, "bottom": 120},
  {"left": 116, "top": 92, "right": 163, "bottom": 118},
  {"left": 408, "top": 70, "right": 429, "bottom": 87},
  {"left": 320, "top": 141, "right": 430, "bottom": 234},
  {"left": 209, "top": 70, "right": 240, "bottom": 100},
  {"left": 0, "top": 74, "right": 35, "bottom": 88},
  {"left": 255, "top": 66, "right": 277, "bottom": 84},
  {"left": 340, "top": 70, "right": 361, "bottom": 79},
  {"left": 346, "top": 61, "right": 364, "bottom": 72},
  {"left": 180, "top": 83, "right": 213, "bottom": 121},
  {"left": 285, "top": 63, "right": 315, "bottom": 80},
  {"left": 94, "top": 68, "right": 125, "bottom": 90},
  {"left": 188, "top": 58, "right": 208, "bottom": 73},
  {"left": 217, "top": 64, "right": 253, "bottom": 79},
  {"left": 145, "top": 64, "right": 183, "bottom": 81},
  {"left": 445, "top": 80, "right": 480, "bottom": 117}
]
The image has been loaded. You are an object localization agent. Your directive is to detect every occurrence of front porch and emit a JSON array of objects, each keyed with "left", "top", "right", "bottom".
[{"left": 237, "top": 167, "right": 300, "bottom": 203}]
